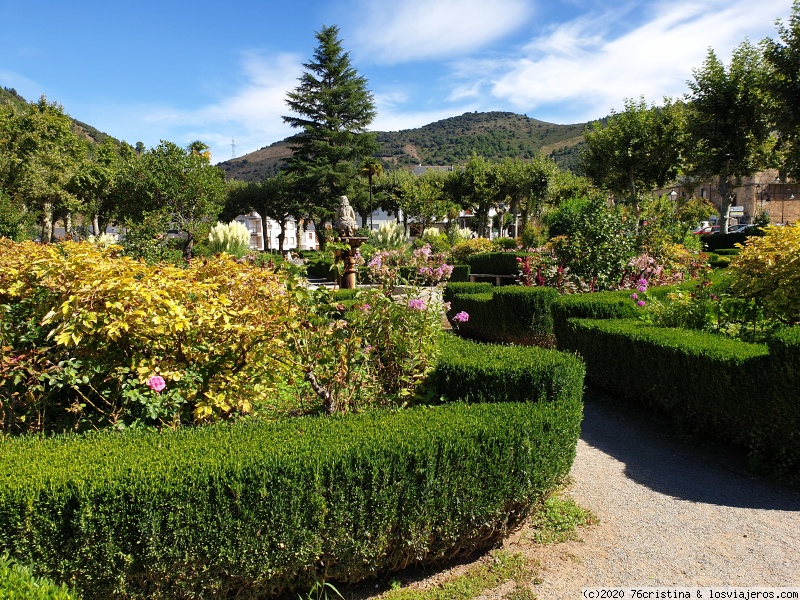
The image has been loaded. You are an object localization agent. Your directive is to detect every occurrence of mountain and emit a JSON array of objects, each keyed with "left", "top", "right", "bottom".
[
  {"left": 218, "top": 111, "right": 590, "bottom": 182},
  {"left": 1, "top": 87, "right": 119, "bottom": 147}
]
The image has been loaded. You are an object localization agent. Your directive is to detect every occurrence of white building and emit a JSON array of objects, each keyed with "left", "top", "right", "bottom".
[{"left": 233, "top": 211, "right": 319, "bottom": 252}]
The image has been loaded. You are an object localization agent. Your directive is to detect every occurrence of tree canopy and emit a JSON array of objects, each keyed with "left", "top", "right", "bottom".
[
  {"left": 684, "top": 41, "right": 775, "bottom": 232},
  {"left": 580, "top": 97, "right": 684, "bottom": 219},
  {"left": 282, "top": 24, "right": 377, "bottom": 223}
]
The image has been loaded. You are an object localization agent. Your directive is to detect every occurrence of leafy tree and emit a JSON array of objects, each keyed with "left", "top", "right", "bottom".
[
  {"left": 226, "top": 173, "right": 304, "bottom": 252},
  {"left": 399, "top": 169, "right": 454, "bottom": 233},
  {"left": 497, "top": 156, "right": 557, "bottom": 234},
  {"left": 580, "top": 96, "right": 684, "bottom": 220},
  {"left": 764, "top": 0, "right": 800, "bottom": 179},
  {"left": 448, "top": 154, "right": 498, "bottom": 238},
  {"left": 684, "top": 41, "right": 775, "bottom": 233},
  {"left": 68, "top": 138, "right": 124, "bottom": 236},
  {"left": 0, "top": 96, "right": 85, "bottom": 242},
  {"left": 282, "top": 25, "right": 378, "bottom": 221},
  {"left": 115, "top": 141, "right": 226, "bottom": 259}
]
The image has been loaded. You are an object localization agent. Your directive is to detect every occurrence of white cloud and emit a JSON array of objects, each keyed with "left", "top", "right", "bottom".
[
  {"left": 453, "top": 0, "right": 791, "bottom": 122},
  {"left": 98, "top": 51, "right": 305, "bottom": 163},
  {"left": 351, "top": 0, "right": 534, "bottom": 63}
]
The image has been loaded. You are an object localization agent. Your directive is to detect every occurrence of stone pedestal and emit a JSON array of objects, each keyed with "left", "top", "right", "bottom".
[{"left": 338, "top": 237, "right": 367, "bottom": 289}]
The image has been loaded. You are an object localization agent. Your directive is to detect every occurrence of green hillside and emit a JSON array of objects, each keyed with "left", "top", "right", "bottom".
[
  {"left": 1, "top": 88, "right": 590, "bottom": 181},
  {"left": 1, "top": 87, "right": 119, "bottom": 147},
  {"left": 218, "top": 111, "right": 590, "bottom": 182}
]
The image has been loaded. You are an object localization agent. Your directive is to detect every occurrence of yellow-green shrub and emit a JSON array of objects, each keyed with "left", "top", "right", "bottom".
[
  {"left": 729, "top": 224, "right": 800, "bottom": 324},
  {"left": 450, "top": 238, "right": 498, "bottom": 263},
  {"left": 0, "top": 240, "right": 295, "bottom": 431}
]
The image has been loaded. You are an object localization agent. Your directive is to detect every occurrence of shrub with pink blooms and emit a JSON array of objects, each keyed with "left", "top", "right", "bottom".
[{"left": 286, "top": 244, "right": 454, "bottom": 413}]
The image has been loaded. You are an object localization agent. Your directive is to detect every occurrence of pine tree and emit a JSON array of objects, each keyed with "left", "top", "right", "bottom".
[{"left": 282, "top": 25, "right": 377, "bottom": 219}]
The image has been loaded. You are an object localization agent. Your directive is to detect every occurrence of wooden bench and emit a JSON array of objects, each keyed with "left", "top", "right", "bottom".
[{"left": 468, "top": 273, "right": 517, "bottom": 286}]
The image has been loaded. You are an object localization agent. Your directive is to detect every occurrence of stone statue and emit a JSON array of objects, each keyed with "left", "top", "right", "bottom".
[{"left": 334, "top": 195, "right": 359, "bottom": 237}]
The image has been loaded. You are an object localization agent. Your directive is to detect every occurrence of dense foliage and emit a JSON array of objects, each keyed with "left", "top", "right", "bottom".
[
  {"left": 0, "top": 397, "right": 581, "bottom": 598},
  {"left": 729, "top": 224, "right": 800, "bottom": 324},
  {"left": 0, "top": 240, "right": 293, "bottom": 432}
]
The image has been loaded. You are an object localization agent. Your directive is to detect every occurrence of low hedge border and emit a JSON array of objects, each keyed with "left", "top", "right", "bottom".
[
  {"left": 431, "top": 333, "right": 585, "bottom": 409},
  {"left": 465, "top": 252, "right": 528, "bottom": 276},
  {"left": 448, "top": 286, "right": 560, "bottom": 346},
  {"left": 0, "top": 337, "right": 584, "bottom": 598},
  {"left": 557, "top": 318, "right": 800, "bottom": 480}
]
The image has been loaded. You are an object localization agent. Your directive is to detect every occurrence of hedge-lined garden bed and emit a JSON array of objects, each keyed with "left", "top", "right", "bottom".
[
  {"left": 444, "top": 278, "right": 800, "bottom": 481},
  {"left": 555, "top": 317, "right": 799, "bottom": 480},
  {"left": 0, "top": 335, "right": 584, "bottom": 599}
]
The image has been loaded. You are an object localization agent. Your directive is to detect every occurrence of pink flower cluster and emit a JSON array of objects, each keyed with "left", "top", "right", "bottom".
[
  {"left": 417, "top": 264, "right": 454, "bottom": 284},
  {"left": 452, "top": 311, "right": 469, "bottom": 323},
  {"left": 407, "top": 298, "right": 427, "bottom": 311},
  {"left": 631, "top": 278, "right": 648, "bottom": 307}
]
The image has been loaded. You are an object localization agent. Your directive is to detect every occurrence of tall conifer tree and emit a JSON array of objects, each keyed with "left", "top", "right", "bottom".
[{"left": 283, "top": 25, "right": 377, "bottom": 227}]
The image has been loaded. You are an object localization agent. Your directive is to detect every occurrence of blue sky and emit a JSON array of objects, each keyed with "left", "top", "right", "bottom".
[{"left": 0, "top": 0, "right": 792, "bottom": 164}]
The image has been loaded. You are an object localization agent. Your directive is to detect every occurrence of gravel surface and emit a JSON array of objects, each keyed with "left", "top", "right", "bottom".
[
  {"left": 352, "top": 388, "right": 800, "bottom": 599},
  {"left": 527, "top": 388, "right": 800, "bottom": 597}
]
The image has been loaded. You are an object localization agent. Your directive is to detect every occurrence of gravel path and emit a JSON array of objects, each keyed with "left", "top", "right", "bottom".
[{"left": 527, "top": 388, "right": 800, "bottom": 597}]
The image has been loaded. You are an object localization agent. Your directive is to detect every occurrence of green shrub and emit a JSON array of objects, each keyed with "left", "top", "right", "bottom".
[
  {"left": 0, "top": 554, "right": 79, "bottom": 599},
  {"left": 450, "top": 238, "right": 498, "bottom": 263},
  {"left": 557, "top": 318, "right": 799, "bottom": 481},
  {"left": 431, "top": 334, "right": 585, "bottom": 409},
  {"left": 448, "top": 286, "right": 559, "bottom": 346},
  {"left": 449, "top": 264, "right": 471, "bottom": 282},
  {"left": 713, "top": 248, "right": 740, "bottom": 256},
  {"left": 494, "top": 237, "right": 519, "bottom": 250},
  {"left": 465, "top": 252, "right": 527, "bottom": 275},
  {"left": 0, "top": 401, "right": 579, "bottom": 598},
  {"left": 304, "top": 253, "right": 334, "bottom": 278},
  {"left": 443, "top": 282, "right": 494, "bottom": 304}
]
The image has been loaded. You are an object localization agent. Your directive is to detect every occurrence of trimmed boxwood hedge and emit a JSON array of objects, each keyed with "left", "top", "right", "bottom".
[
  {"left": 449, "top": 286, "right": 560, "bottom": 346},
  {"left": 431, "top": 333, "right": 585, "bottom": 409},
  {"left": 557, "top": 318, "right": 800, "bottom": 480},
  {"left": 443, "top": 281, "right": 494, "bottom": 304},
  {"left": 465, "top": 252, "right": 528, "bottom": 275},
  {"left": 0, "top": 335, "right": 584, "bottom": 598}
]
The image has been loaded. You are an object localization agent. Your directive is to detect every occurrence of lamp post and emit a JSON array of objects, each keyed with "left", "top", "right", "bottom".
[
  {"left": 669, "top": 189, "right": 678, "bottom": 202},
  {"left": 782, "top": 188, "right": 795, "bottom": 225}
]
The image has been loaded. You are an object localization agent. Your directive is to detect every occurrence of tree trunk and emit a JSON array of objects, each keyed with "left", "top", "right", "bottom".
[
  {"left": 92, "top": 214, "right": 101, "bottom": 236},
  {"left": 182, "top": 234, "right": 194, "bottom": 261},
  {"left": 278, "top": 220, "right": 287, "bottom": 252},
  {"left": 41, "top": 201, "right": 53, "bottom": 243}
]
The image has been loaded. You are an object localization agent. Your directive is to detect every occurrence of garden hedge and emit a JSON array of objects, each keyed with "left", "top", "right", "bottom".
[
  {"left": 0, "top": 336, "right": 584, "bottom": 598},
  {"left": 556, "top": 318, "right": 800, "bottom": 480},
  {"left": 431, "top": 333, "right": 585, "bottom": 409},
  {"left": 443, "top": 281, "right": 494, "bottom": 304},
  {"left": 448, "top": 286, "right": 560, "bottom": 346},
  {"left": 465, "top": 252, "right": 528, "bottom": 275}
]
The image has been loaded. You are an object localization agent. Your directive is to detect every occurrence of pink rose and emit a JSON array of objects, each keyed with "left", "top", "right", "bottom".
[{"left": 147, "top": 375, "right": 166, "bottom": 393}]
